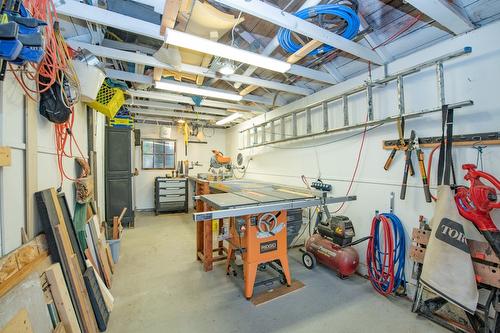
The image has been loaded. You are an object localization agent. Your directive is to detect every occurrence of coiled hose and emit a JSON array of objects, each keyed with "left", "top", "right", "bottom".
[
  {"left": 277, "top": 4, "right": 360, "bottom": 56},
  {"left": 366, "top": 213, "right": 407, "bottom": 296}
]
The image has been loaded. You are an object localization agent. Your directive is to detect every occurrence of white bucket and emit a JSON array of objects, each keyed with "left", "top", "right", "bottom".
[{"left": 73, "top": 60, "right": 106, "bottom": 102}]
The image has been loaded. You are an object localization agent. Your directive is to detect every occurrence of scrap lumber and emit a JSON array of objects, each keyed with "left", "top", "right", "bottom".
[
  {"left": 53, "top": 323, "right": 66, "bottom": 333},
  {"left": 88, "top": 219, "right": 112, "bottom": 288},
  {"left": 45, "top": 263, "right": 81, "bottom": 333},
  {"left": 104, "top": 244, "right": 115, "bottom": 274},
  {"left": 36, "top": 188, "right": 98, "bottom": 333},
  {"left": 84, "top": 249, "right": 100, "bottom": 277},
  {"left": 85, "top": 260, "right": 114, "bottom": 313},
  {"left": 112, "top": 208, "right": 127, "bottom": 240},
  {"left": 160, "top": 0, "right": 180, "bottom": 35},
  {"left": 0, "top": 146, "right": 11, "bottom": 167},
  {"left": 0, "top": 235, "right": 50, "bottom": 297},
  {"left": 0, "top": 273, "right": 52, "bottom": 333},
  {"left": 0, "top": 308, "right": 33, "bottom": 333}
]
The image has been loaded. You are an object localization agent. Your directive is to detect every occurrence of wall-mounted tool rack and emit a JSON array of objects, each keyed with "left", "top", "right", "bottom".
[
  {"left": 239, "top": 47, "right": 473, "bottom": 149},
  {"left": 383, "top": 132, "right": 500, "bottom": 149}
]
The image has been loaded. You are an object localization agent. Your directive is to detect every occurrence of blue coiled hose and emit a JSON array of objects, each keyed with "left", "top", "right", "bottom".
[
  {"left": 277, "top": 4, "right": 360, "bottom": 56},
  {"left": 366, "top": 213, "right": 407, "bottom": 296}
]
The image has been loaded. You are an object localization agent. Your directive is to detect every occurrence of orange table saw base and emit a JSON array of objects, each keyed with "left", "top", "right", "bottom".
[{"left": 225, "top": 212, "right": 291, "bottom": 299}]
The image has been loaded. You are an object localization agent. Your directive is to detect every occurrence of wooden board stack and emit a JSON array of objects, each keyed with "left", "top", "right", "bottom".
[{"left": 1, "top": 187, "right": 120, "bottom": 332}]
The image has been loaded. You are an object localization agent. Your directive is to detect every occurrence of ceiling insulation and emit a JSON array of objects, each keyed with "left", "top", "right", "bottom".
[{"left": 162, "top": 0, "right": 244, "bottom": 84}]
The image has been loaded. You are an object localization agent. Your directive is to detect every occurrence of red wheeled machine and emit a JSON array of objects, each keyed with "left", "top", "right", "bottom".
[
  {"left": 455, "top": 164, "right": 500, "bottom": 257},
  {"left": 302, "top": 215, "right": 370, "bottom": 278}
]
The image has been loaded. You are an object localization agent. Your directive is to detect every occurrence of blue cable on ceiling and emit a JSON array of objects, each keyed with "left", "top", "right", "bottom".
[{"left": 277, "top": 4, "right": 360, "bottom": 57}]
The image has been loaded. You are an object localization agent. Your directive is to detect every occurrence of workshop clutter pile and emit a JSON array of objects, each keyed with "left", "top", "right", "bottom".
[
  {"left": 0, "top": 187, "right": 126, "bottom": 333},
  {"left": 371, "top": 105, "right": 500, "bottom": 331}
]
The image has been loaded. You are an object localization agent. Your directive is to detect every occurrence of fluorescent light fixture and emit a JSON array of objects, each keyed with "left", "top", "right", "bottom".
[
  {"left": 165, "top": 28, "right": 291, "bottom": 73},
  {"left": 216, "top": 112, "right": 242, "bottom": 126},
  {"left": 155, "top": 80, "right": 243, "bottom": 102}
]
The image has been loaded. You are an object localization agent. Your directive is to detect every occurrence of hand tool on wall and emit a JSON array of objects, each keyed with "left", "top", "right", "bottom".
[
  {"left": 400, "top": 130, "right": 416, "bottom": 200},
  {"left": 384, "top": 117, "right": 403, "bottom": 170},
  {"left": 183, "top": 122, "right": 189, "bottom": 155},
  {"left": 415, "top": 136, "right": 432, "bottom": 203},
  {"left": 384, "top": 117, "right": 414, "bottom": 175}
]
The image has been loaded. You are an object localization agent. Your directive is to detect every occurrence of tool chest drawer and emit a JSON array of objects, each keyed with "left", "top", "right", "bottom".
[
  {"left": 159, "top": 188, "right": 186, "bottom": 195},
  {"left": 154, "top": 178, "right": 188, "bottom": 215},
  {"left": 159, "top": 194, "right": 186, "bottom": 203},
  {"left": 158, "top": 180, "right": 186, "bottom": 188}
]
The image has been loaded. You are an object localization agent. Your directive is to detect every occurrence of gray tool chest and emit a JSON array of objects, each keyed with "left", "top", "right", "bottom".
[{"left": 154, "top": 178, "right": 188, "bottom": 215}]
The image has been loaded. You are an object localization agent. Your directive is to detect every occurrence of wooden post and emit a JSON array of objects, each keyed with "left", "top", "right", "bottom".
[{"left": 25, "top": 97, "right": 38, "bottom": 238}]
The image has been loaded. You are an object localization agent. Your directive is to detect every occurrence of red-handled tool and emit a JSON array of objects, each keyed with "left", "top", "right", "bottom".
[{"left": 455, "top": 164, "right": 500, "bottom": 257}]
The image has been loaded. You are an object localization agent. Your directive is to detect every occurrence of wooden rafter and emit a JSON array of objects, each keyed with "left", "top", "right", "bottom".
[
  {"left": 160, "top": 0, "right": 181, "bottom": 35},
  {"left": 240, "top": 39, "right": 323, "bottom": 96}
]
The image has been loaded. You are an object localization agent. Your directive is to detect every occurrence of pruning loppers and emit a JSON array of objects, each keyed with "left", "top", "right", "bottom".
[
  {"left": 400, "top": 130, "right": 432, "bottom": 202},
  {"left": 384, "top": 117, "right": 414, "bottom": 176}
]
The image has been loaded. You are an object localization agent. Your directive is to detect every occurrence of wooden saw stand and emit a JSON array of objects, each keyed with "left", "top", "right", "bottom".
[{"left": 193, "top": 180, "right": 356, "bottom": 299}]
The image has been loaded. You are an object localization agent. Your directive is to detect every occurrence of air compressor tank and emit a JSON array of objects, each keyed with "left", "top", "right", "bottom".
[{"left": 303, "top": 234, "right": 359, "bottom": 278}]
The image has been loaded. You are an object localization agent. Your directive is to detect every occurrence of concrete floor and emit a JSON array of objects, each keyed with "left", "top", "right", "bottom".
[{"left": 106, "top": 212, "right": 447, "bottom": 333}]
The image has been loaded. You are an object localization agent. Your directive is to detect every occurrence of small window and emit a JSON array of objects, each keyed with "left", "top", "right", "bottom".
[{"left": 142, "top": 139, "right": 176, "bottom": 169}]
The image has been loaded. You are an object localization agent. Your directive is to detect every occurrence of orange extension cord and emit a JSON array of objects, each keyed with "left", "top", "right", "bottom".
[{"left": 9, "top": 0, "right": 84, "bottom": 189}]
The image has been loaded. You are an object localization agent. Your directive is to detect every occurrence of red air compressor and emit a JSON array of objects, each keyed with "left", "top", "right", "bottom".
[{"left": 302, "top": 215, "right": 371, "bottom": 278}]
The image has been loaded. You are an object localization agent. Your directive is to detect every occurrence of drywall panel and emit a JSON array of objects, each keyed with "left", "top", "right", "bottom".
[
  {"left": 226, "top": 20, "right": 500, "bottom": 296},
  {"left": 0, "top": 69, "right": 89, "bottom": 253},
  {"left": 0, "top": 74, "right": 25, "bottom": 255},
  {"left": 1, "top": 148, "right": 25, "bottom": 253}
]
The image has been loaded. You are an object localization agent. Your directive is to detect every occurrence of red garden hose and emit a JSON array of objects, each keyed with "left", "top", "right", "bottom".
[{"left": 366, "top": 213, "right": 406, "bottom": 296}]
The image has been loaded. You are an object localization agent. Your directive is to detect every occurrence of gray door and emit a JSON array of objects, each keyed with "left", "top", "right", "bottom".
[{"left": 105, "top": 127, "right": 134, "bottom": 226}]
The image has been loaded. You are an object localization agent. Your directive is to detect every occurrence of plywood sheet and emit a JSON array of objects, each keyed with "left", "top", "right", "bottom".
[
  {"left": 0, "top": 273, "right": 52, "bottom": 333},
  {"left": 251, "top": 280, "right": 305, "bottom": 306},
  {"left": 1, "top": 309, "right": 32, "bottom": 333}
]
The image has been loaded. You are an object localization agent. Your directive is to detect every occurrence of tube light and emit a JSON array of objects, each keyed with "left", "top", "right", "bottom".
[
  {"left": 216, "top": 112, "right": 242, "bottom": 126},
  {"left": 165, "top": 28, "right": 291, "bottom": 73},
  {"left": 155, "top": 81, "right": 243, "bottom": 102}
]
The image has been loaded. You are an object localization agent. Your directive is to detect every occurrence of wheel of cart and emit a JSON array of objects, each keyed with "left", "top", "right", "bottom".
[{"left": 302, "top": 251, "right": 316, "bottom": 269}]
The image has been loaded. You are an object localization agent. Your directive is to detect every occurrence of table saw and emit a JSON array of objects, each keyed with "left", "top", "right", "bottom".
[{"left": 192, "top": 179, "right": 356, "bottom": 299}]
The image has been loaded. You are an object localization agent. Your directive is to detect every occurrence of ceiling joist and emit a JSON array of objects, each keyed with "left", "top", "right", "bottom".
[
  {"left": 213, "top": 0, "right": 384, "bottom": 65},
  {"left": 405, "top": 0, "right": 475, "bottom": 35},
  {"left": 70, "top": 41, "right": 312, "bottom": 97},
  {"left": 57, "top": 1, "right": 335, "bottom": 85},
  {"left": 126, "top": 89, "right": 263, "bottom": 113}
]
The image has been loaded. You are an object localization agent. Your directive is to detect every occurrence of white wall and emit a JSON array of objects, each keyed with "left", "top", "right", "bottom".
[
  {"left": 226, "top": 21, "right": 500, "bottom": 292},
  {"left": 133, "top": 123, "right": 226, "bottom": 210},
  {"left": 0, "top": 72, "right": 90, "bottom": 255}
]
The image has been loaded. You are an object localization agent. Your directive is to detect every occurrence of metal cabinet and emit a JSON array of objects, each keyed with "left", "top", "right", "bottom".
[{"left": 154, "top": 178, "right": 188, "bottom": 215}]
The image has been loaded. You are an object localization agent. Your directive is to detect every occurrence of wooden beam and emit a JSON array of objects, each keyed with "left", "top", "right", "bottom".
[
  {"left": 286, "top": 40, "right": 323, "bottom": 64},
  {"left": 0, "top": 147, "right": 11, "bottom": 167},
  {"left": 240, "top": 40, "right": 323, "bottom": 96},
  {"left": 25, "top": 97, "right": 37, "bottom": 238},
  {"left": 160, "top": 0, "right": 181, "bottom": 35}
]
